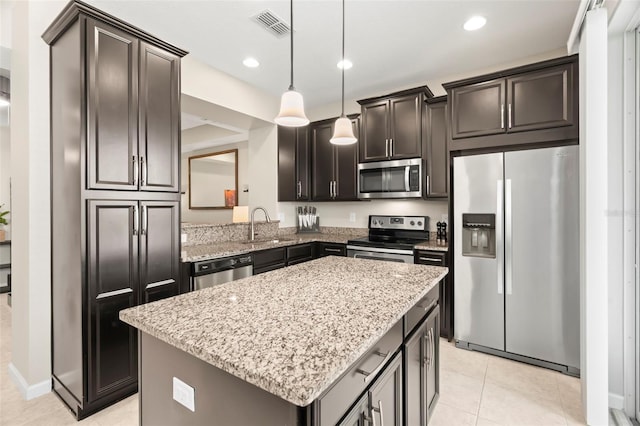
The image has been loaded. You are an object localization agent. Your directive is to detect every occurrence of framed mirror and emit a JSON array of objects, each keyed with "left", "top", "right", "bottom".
[{"left": 188, "top": 149, "right": 238, "bottom": 209}]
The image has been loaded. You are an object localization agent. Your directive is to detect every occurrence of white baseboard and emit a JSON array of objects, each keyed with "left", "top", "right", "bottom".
[
  {"left": 609, "top": 392, "right": 625, "bottom": 410},
  {"left": 7, "top": 363, "right": 51, "bottom": 400}
]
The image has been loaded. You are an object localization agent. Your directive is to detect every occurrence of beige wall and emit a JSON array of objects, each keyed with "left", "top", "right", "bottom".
[
  {"left": 0, "top": 125, "right": 10, "bottom": 238},
  {"left": 181, "top": 141, "right": 249, "bottom": 224}
]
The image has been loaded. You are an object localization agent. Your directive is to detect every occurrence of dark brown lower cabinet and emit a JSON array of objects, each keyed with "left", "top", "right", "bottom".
[
  {"left": 86, "top": 199, "right": 180, "bottom": 403},
  {"left": 316, "top": 242, "right": 347, "bottom": 257},
  {"left": 415, "top": 250, "right": 452, "bottom": 340},
  {"left": 404, "top": 305, "right": 440, "bottom": 426},
  {"left": 339, "top": 353, "right": 403, "bottom": 426}
]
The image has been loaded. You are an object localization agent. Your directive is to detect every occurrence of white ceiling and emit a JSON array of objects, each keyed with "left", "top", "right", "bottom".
[{"left": 88, "top": 0, "right": 580, "bottom": 110}]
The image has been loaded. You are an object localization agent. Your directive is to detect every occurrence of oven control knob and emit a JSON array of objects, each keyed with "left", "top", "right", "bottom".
[
  {"left": 417, "top": 221, "right": 422, "bottom": 226},
  {"left": 410, "top": 221, "right": 415, "bottom": 226}
]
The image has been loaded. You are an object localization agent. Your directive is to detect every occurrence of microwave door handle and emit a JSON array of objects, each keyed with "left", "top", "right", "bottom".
[{"left": 404, "top": 166, "right": 410, "bottom": 192}]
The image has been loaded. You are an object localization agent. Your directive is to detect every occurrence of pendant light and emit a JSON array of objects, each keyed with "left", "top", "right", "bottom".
[
  {"left": 330, "top": 0, "right": 357, "bottom": 145},
  {"left": 274, "top": 0, "right": 309, "bottom": 127}
]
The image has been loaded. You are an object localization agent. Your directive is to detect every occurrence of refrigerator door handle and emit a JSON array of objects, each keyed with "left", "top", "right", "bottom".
[
  {"left": 496, "top": 180, "right": 504, "bottom": 295},
  {"left": 505, "top": 179, "right": 513, "bottom": 295}
]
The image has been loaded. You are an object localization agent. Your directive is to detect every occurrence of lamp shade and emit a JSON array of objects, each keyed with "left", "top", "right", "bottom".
[
  {"left": 274, "top": 90, "right": 309, "bottom": 127},
  {"left": 330, "top": 116, "right": 357, "bottom": 145}
]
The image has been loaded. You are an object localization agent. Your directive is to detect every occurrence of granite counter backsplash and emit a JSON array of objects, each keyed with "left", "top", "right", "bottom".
[{"left": 181, "top": 221, "right": 280, "bottom": 246}]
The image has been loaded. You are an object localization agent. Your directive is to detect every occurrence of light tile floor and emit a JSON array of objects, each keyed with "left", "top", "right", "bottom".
[{"left": 1, "top": 293, "right": 584, "bottom": 425}]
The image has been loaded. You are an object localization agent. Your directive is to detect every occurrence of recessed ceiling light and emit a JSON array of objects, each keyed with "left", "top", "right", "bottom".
[
  {"left": 337, "top": 59, "right": 353, "bottom": 70},
  {"left": 243, "top": 57, "right": 260, "bottom": 68},
  {"left": 464, "top": 16, "right": 486, "bottom": 31}
]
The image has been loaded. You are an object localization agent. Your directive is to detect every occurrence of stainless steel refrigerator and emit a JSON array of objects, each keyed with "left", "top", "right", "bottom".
[{"left": 453, "top": 145, "right": 579, "bottom": 374}]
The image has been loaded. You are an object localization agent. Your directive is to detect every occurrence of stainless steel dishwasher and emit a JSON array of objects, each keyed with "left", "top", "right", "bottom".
[{"left": 192, "top": 254, "right": 253, "bottom": 291}]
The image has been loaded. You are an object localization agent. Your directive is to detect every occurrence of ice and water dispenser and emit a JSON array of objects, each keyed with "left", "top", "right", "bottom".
[{"left": 462, "top": 214, "right": 496, "bottom": 258}]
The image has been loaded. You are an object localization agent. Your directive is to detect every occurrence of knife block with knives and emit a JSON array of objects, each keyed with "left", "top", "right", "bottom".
[{"left": 297, "top": 206, "right": 320, "bottom": 233}]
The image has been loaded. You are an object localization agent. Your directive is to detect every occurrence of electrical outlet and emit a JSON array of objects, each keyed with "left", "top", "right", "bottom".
[
  {"left": 181, "top": 233, "right": 187, "bottom": 244},
  {"left": 441, "top": 214, "right": 448, "bottom": 224},
  {"left": 173, "top": 377, "right": 195, "bottom": 412},
  {"left": 349, "top": 212, "right": 356, "bottom": 223}
]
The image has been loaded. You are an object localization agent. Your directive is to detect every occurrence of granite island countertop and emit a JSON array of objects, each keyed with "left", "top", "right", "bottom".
[{"left": 120, "top": 256, "right": 448, "bottom": 407}]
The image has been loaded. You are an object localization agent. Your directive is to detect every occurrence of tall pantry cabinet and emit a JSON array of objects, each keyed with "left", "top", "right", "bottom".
[{"left": 43, "top": 1, "right": 187, "bottom": 419}]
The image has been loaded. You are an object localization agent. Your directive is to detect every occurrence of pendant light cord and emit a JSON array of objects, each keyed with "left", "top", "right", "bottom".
[
  {"left": 340, "top": 0, "right": 345, "bottom": 117},
  {"left": 289, "top": 0, "right": 295, "bottom": 91}
]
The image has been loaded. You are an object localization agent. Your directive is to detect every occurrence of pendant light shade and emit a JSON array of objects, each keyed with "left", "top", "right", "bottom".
[
  {"left": 331, "top": 117, "right": 357, "bottom": 145},
  {"left": 275, "top": 89, "right": 309, "bottom": 127},
  {"left": 275, "top": 0, "right": 309, "bottom": 127},
  {"left": 330, "top": 0, "right": 357, "bottom": 145}
]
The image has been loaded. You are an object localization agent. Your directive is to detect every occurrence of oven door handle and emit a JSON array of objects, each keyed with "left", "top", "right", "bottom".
[{"left": 346, "top": 245, "right": 414, "bottom": 256}]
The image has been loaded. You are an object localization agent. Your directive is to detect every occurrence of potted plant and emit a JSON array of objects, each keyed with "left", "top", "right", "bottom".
[{"left": 0, "top": 205, "right": 8, "bottom": 242}]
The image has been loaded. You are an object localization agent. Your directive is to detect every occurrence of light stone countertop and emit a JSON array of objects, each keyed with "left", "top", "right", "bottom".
[
  {"left": 414, "top": 240, "right": 449, "bottom": 252},
  {"left": 120, "top": 257, "right": 448, "bottom": 407},
  {"left": 182, "top": 232, "right": 365, "bottom": 262}
]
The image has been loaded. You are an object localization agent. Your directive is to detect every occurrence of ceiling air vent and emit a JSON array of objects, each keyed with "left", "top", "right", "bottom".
[{"left": 253, "top": 9, "right": 291, "bottom": 38}]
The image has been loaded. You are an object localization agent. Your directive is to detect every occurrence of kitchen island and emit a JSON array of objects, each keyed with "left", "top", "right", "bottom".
[{"left": 120, "top": 256, "right": 447, "bottom": 425}]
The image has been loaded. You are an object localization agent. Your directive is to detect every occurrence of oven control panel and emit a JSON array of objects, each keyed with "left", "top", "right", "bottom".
[{"left": 369, "top": 215, "right": 428, "bottom": 231}]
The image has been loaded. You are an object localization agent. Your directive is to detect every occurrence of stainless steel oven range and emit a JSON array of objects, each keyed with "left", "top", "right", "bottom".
[{"left": 347, "top": 215, "right": 430, "bottom": 264}]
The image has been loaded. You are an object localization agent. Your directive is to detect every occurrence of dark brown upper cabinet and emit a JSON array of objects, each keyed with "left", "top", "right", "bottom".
[
  {"left": 277, "top": 125, "right": 310, "bottom": 201},
  {"left": 83, "top": 21, "right": 181, "bottom": 193},
  {"left": 445, "top": 56, "right": 578, "bottom": 151},
  {"left": 358, "top": 87, "right": 432, "bottom": 162},
  {"left": 311, "top": 116, "right": 359, "bottom": 201},
  {"left": 424, "top": 96, "right": 448, "bottom": 199}
]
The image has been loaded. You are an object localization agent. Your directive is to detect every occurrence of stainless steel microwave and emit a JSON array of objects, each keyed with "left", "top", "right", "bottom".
[{"left": 357, "top": 158, "right": 422, "bottom": 199}]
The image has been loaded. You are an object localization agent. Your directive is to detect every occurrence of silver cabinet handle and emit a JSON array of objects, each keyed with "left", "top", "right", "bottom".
[
  {"left": 419, "top": 257, "right": 442, "bottom": 263},
  {"left": 496, "top": 180, "right": 504, "bottom": 295},
  {"left": 385, "top": 139, "right": 389, "bottom": 157},
  {"left": 371, "top": 400, "right": 384, "bottom": 426},
  {"left": 426, "top": 175, "right": 430, "bottom": 194},
  {"left": 508, "top": 104, "right": 512, "bottom": 129},
  {"left": 333, "top": 180, "right": 337, "bottom": 198},
  {"left": 424, "top": 329, "right": 431, "bottom": 366},
  {"left": 132, "top": 155, "right": 138, "bottom": 186},
  {"left": 141, "top": 156, "right": 147, "bottom": 186},
  {"left": 325, "top": 248, "right": 342, "bottom": 253},
  {"left": 133, "top": 205, "right": 139, "bottom": 236},
  {"left": 431, "top": 327, "right": 435, "bottom": 369},
  {"left": 505, "top": 179, "right": 513, "bottom": 295},
  {"left": 389, "top": 139, "right": 393, "bottom": 157},
  {"left": 297, "top": 181, "right": 302, "bottom": 198},
  {"left": 500, "top": 104, "right": 505, "bottom": 129},
  {"left": 141, "top": 205, "right": 148, "bottom": 236},
  {"left": 355, "top": 350, "right": 391, "bottom": 383}
]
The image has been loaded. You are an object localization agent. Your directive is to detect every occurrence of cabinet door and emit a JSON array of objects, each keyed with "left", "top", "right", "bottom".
[
  {"left": 139, "top": 201, "right": 180, "bottom": 304},
  {"left": 369, "top": 352, "right": 403, "bottom": 426},
  {"left": 311, "top": 122, "right": 335, "bottom": 201},
  {"left": 338, "top": 395, "right": 369, "bottom": 426},
  {"left": 86, "top": 19, "right": 139, "bottom": 191},
  {"left": 277, "top": 126, "right": 297, "bottom": 201},
  {"left": 425, "top": 101, "right": 448, "bottom": 198},
  {"left": 425, "top": 308, "right": 440, "bottom": 420},
  {"left": 404, "top": 322, "right": 426, "bottom": 426},
  {"left": 334, "top": 118, "right": 359, "bottom": 201},
  {"left": 450, "top": 79, "right": 505, "bottom": 139},
  {"left": 506, "top": 64, "right": 575, "bottom": 133},
  {"left": 296, "top": 126, "right": 310, "bottom": 200},
  {"left": 389, "top": 93, "right": 422, "bottom": 159},
  {"left": 139, "top": 42, "right": 180, "bottom": 192},
  {"left": 360, "top": 100, "right": 390, "bottom": 162},
  {"left": 87, "top": 200, "right": 139, "bottom": 403}
]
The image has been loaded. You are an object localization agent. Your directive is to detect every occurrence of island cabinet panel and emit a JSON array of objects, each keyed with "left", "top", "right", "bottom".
[
  {"left": 358, "top": 88, "right": 431, "bottom": 163},
  {"left": 446, "top": 56, "right": 578, "bottom": 151},
  {"left": 368, "top": 352, "right": 403, "bottom": 426},
  {"left": 310, "top": 116, "right": 360, "bottom": 201},
  {"left": 45, "top": 0, "right": 186, "bottom": 418},
  {"left": 253, "top": 247, "right": 287, "bottom": 275},
  {"left": 338, "top": 395, "right": 369, "bottom": 426},
  {"left": 278, "top": 126, "right": 310, "bottom": 201},
  {"left": 404, "top": 305, "right": 440, "bottom": 426},
  {"left": 424, "top": 97, "right": 449, "bottom": 199},
  {"left": 315, "top": 242, "right": 347, "bottom": 257}
]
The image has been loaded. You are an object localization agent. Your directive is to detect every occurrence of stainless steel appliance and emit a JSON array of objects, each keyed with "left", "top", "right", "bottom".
[
  {"left": 453, "top": 145, "right": 580, "bottom": 375},
  {"left": 357, "top": 158, "right": 422, "bottom": 199},
  {"left": 192, "top": 254, "right": 253, "bottom": 291},
  {"left": 347, "top": 215, "right": 429, "bottom": 263}
]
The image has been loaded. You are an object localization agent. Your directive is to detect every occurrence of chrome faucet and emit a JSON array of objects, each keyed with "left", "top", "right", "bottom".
[{"left": 250, "top": 207, "right": 271, "bottom": 241}]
